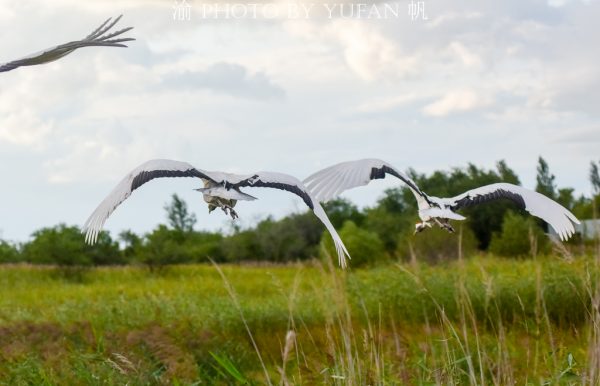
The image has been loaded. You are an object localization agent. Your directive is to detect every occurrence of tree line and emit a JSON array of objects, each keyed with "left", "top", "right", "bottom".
[{"left": 1, "top": 157, "right": 599, "bottom": 268}]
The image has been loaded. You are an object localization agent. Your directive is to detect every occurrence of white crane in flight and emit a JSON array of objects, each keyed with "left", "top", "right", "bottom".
[
  {"left": 304, "top": 159, "right": 580, "bottom": 241},
  {"left": 83, "top": 159, "right": 350, "bottom": 267}
]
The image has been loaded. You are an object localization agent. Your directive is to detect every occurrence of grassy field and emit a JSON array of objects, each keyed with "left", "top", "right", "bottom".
[{"left": 0, "top": 255, "right": 599, "bottom": 385}]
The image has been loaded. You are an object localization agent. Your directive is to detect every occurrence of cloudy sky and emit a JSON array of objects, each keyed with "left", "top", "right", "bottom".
[{"left": 0, "top": 0, "right": 598, "bottom": 241}]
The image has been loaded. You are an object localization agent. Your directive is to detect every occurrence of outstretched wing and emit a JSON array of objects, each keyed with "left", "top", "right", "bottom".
[
  {"left": 303, "top": 159, "right": 427, "bottom": 204},
  {"left": 83, "top": 159, "right": 212, "bottom": 244},
  {"left": 0, "top": 15, "right": 134, "bottom": 73},
  {"left": 235, "top": 171, "right": 351, "bottom": 267},
  {"left": 437, "top": 183, "right": 580, "bottom": 241}
]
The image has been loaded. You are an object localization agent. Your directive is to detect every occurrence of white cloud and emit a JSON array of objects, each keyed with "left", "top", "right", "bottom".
[
  {"left": 283, "top": 18, "right": 419, "bottom": 82},
  {"left": 332, "top": 20, "right": 418, "bottom": 81},
  {"left": 0, "top": 109, "right": 53, "bottom": 148},
  {"left": 448, "top": 41, "right": 483, "bottom": 69},
  {"left": 423, "top": 89, "right": 492, "bottom": 117},
  {"left": 355, "top": 93, "right": 419, "bottom": 113}
]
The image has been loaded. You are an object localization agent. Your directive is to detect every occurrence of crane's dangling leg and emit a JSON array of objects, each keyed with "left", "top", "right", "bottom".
[
  {"left": 220, "top": 205, "right": 238, "bottom": 220},
  {"left": 434, "top": 218, "right": 455, "bottom": 233}
]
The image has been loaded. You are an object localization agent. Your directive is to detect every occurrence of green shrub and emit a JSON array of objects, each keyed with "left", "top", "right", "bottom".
[
  {"left": 136, "top": 226, "right": 224, "bottom": 268},
  {"left": 184, "top": 232, "right": 224, "bottom": 262},
  {"left": 0, "top": 240, "right": 19, "bottom": 263},
  {"left": 322, "top": 221, "right": 386, "bottom": 267},
  {"left": 221, "top": 229, "right": 261, "bottom": 262},
  {"left": 396, "top": 223, "right": 478, "bottom": 263},
  {"left": 136, "top": 225, "right": 188, "bottom": 268},
  {"left": 489, "top": 211, "right": 549, "bottom": 257},
  {"left": 21, "top": 224, "right": 121, "bottom": 267}
]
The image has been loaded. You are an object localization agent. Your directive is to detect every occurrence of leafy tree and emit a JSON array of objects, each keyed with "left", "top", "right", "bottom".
[
  {"left": 135, "top": 195, "right": 224, "bottom": 269},
  {"left": 364, "top": 206, "right": 413, "bottom": 252},
  {"left": 136, "top": 225, "right": 186, "bottom": 269},
  {"left": 322, "top": 221, "right": 386, "bottom": 267},
  {"left": 165, "top": 194, "right": 197, "bottom": 234},
  {"left": 557, "top": 188, "right": 575, "bottom": 210},
  {"left": 591, "top": 161, "right": 600, "bottom": 196},
  {"left": 361, "top": 187, "right": 415, "bottom": 252},
  {"left": 0, "top": 240, "right": 19, "bottom": 263},
  {"left": 254, "top": 212, "right": 323, "bottom": 262},
  {"left": 489, "top": 212, "right": 549, "bottom": 257},
  {"left": 21, "top": 224, "right": 120, "bottom": 267},
  {"left": 86, "top": 231, "right": 123, "bottom": 265},
  {"left": 221, "top": 228, "right": 261, "bottom": 262},
  {"left": 119, "top": 229, "right": 141, "bottom": 259},
  {"left": 137, "top": 225, "right": 225, "bottom": 268},
  {"left": 496, "top": 159, "right": 521, "bottom": 184},
  {"left": 536, "top": 157, "right": 556, "bottom": 200},
  {"left": 323, "top": 198, "right": 365, "bottom": 228},
  {"left": 184, "top": 232, "right": 224, "bottom": 262},
  {"left": 377, "top": 187, "right": 409, "bottom": 214}
]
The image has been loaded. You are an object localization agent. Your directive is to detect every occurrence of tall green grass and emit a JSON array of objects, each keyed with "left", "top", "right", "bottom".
[{"left": 0, "top": 255, "right": 598, "bottom": 384}]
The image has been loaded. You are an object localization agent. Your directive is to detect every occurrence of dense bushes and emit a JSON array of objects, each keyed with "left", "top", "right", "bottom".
[
  {"left": 322, "top": 221, "right": 387, "bottom": 267},
  {"left": 0, "top": 241, "right": 19, "bottom": 263},
  {"left": 489, "top": 211, "right": 550, "bottom": 257},
  {"left": 21, "top": 224, "right": 121, "bottom": 266}
]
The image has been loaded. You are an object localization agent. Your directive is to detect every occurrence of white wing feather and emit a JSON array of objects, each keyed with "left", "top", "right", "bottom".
[
  {"left": 83, "top": 159, "right": 209, "bottom": 244},
  {"left": 303, "top": 159, "right": 420, "bottom": 202},
  {"left": 437, "top": 183, "right": 580, "bottom": 241}
]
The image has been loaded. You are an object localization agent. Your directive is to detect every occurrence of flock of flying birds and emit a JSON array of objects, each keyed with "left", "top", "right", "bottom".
[{"left": 2, "top": 16, "right": 580, "bottom": 268}]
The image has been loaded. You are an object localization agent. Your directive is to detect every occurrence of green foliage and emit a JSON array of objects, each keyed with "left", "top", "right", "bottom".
[
  {"left": 165, "top": 194, "right": 197, "bottom": 233},
  {"left": 396, "top": 224, "right": 477, "bottom": 263},
  {"left": 590, "top": 161, "right": 600, "bottom": 195},
  {"left": 361, "top": 187, "right": 414, "bottom": 252},
  {"left": 322, "top": 198, "right": 365, "bottom": 228},
  {"left": 536, "top": 156, "right": 557, "bottom": 200},
  {"left": 363, "top": 206, "right": 413, "bottom": 252},
  {"left": 21, "top": 224, "right": 120, "bottom": 266},
  {"left": 136, "top": 225, "right": 223, "bottom": 268},
  {"left": 185, "top": 232, "right": 224, "bottom": 262},
  {"left": 210, "top": 352, "right": 250, "bottom": 384},
  {"left": 0, "top": 240, "right": 19, "bottom": 263},
  {"left": 119, "top": 229, "right": 141, "bottom": 259},
  {"left": 254, "top": 213, "right": 322, "bottom": 262},
  {"left": 557, "top": 187, "right": 575, "bottom": 210},
  {"left": 221, "top": 229, "right": 261, "bottom": 262},
  {"left": 86, "top": 231, "right": 125, "bottom": 265},
  {"left": 220, "top": 210, "right": 325, "bottom": 263},
  {"left": 489, "top": 211, "right": 549, "bottom": 257},
  {"left": 322, "top": 221, "right": 386, "bottom": 267}
]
